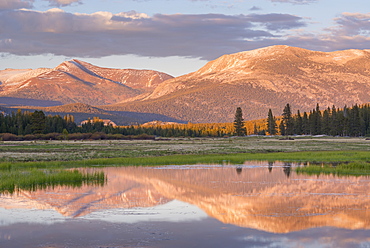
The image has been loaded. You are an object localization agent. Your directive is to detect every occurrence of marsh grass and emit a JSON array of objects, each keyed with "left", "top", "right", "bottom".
[
  {"left": 0, "top": 169, "right": 106, "bottom": 195},
  {"left": 296, "top": 162, "right": 370, "bottom": 176},
  {"left": 1, "top": 137, "right": 369, "bottom": 163},
  {"left": 0, "top": 150, "right": 368, "bottom": 170},
  {"left": 0, "top": 138, "right": 369, "bottom": 185}
]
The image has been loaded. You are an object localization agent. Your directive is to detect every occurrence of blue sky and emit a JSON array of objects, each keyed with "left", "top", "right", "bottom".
[{"left": 0, "top": 0, "right": 369, "bottom": 76}]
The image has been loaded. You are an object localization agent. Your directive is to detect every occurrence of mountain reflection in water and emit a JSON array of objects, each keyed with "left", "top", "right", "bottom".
[{"left": 1, "top": 161, "right": 370, "bottom": 234}]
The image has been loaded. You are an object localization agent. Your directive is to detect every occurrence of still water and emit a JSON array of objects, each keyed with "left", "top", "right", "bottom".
[{"left": 1, "top": 161, "right": 370, "bottom": 248}]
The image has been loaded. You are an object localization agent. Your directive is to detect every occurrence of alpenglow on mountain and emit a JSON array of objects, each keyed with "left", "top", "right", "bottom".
[
  {"left": 105, "top": 45, "right": 370, "bottom": 122},
  {"left": 1, "top": 45, "right": 370, "bottom": 123},
  {"left": 0, "top": 59, "right": 173, "bottom": 106}
]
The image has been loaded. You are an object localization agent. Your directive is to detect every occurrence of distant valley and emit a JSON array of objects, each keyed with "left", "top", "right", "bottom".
[{"left": 1, "top": 45, "right": 370, "bottom": 124}]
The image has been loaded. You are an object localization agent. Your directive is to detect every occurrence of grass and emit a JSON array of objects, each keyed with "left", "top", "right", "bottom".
[
  {"left": 0, "top": 137, "right": 369, "bottom": 180},
  {"left": 0, "top": 137, "right": 369, "bottom": 162},
  {"left": 0, "top": 169, "right": 106, "bottom": 195},
  {"left": 296, "top": 162, "right": 370, "bottom": 176},
  {"left": 0, "top": 150, "right": 368, "bottom": 170}
]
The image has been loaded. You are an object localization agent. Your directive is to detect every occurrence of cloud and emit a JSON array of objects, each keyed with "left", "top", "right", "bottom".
[
  {"left": 0, "top": 0, "right": 81, "bottom": 10},
  {"left": 0, "top": 9, "right": 306, "bottom": 60},
  {"left": 246, "top": 13, "right": 304, "bottom": 31},
  {"left": 302, "top": 12, "right": 370, "bottom": 51},
  {"left": 271, "top": 0, "right": 318, "bottom": 4},
  {"left": 0, "top": 0, "right": 34, "bottom": 10},
  {"left": 250, "top": 6, "right": 262, "bottom": 11},
  {"left": 331, "top": 12, "right": 370, "bottom": 36},
  {"left": 45, "top": 0, "right": 82, "bottom": 7}
]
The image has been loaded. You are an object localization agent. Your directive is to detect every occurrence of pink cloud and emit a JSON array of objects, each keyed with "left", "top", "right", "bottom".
[
  {"left": 45, "top": 0, "right": 82, "bottom": 7},
  {"left": 0, "top": 0, "right": 33, "bottom": 10}
]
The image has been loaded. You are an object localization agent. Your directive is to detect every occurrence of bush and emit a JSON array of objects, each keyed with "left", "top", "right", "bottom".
[
  {"left": 44, "top": 133, "right": 62, "bottom": 140},
  {"left": 68, "top": 133, "right": 92, "bottom": 140},
  {"left": 24, "top": 134, "right": 37, "bottom": 140},
  {"left": 106, "top": 134, "right": 125, "bottom": 140},
  {"left": 0, "top": 133, "right": 20, "bottom": 141},
  {"left": 90, "top": 132, "right": 107, "bottom": 140}
]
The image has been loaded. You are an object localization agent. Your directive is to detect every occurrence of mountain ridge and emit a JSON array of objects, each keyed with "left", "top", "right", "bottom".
[
  {"left": 0, "top": 59, "right": 173, "bottom": 106},
  {"left": 2, "top": 45, "right": 370, "bottom": 123},
  {"left": 104, "top": 45, "right": 370, "bottom": 122}
]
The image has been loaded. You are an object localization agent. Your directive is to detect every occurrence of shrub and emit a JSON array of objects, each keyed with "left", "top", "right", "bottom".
[
  {"left": 0, "top": 133, "right": 20, "bottom": 141},
  {"left": 24, "top": 134, "right": 37, "bottom": 140},
  {"left": 90, "top": 132, "right": 107, "bottom": 140},
  {"left": 44, "top": 133, "right": 62, "bottom": 140}
]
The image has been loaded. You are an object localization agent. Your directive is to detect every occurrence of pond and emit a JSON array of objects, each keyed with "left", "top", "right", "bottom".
[{"left": 1, "top": 161, "right": 370, "bottom": 248}]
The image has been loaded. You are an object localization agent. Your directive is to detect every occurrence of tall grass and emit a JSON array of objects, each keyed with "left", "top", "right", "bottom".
[
  {"left": 296, "top": 162, "right": 370, "bottom": 176},
  {"left": 0, "top": 150, "right": 368, "bottom": 190},
  {"left": 0, "top": 150, "right": 368, "bottom": 169},
  {"left": 0, "top": 169, "right": 106, "bottom": 195}
]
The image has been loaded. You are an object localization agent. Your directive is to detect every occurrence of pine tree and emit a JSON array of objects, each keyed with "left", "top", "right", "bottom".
[
  {"left": 282, "top": 104, "right": 293, "bottom": 135},
  {"left": 267, "top": 109, "right": 277, "bottom": 135},
  {"left": 30, "top": 111, "right": 46, "bottom": 134},
  {"left": 321, "top": 107, "right": 331, "bottom": 135},
  {"left": 302, "top": 112, "right": 309, "bottom": 134},
  {"left": 294, "top": 110, "right": 303, "bottom": 135},
  {"left": 349, "top": 104, "right": 361, "bottom": 136},
  {"left": 233, "top": 107, "right": 246, "bottom": 136},
  {"left": 279, "top": 120, "right": 285, "bottom": 136},
  {"left": 342, "top": 106, "right": 350, "bottom": 136},
  {"left": 330, "top": 106, "right": 338, "bottom": 136},
  {"left": 315, "top": 103, "right": 322, "bottom": 135}
]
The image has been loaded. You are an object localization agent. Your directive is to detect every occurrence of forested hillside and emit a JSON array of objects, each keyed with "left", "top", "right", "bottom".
[{"left": 1, "top": 102, "right": 370, "bottom": 141}]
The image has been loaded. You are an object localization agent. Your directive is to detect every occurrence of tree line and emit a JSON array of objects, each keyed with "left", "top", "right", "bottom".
[
  {"left": 2, "top": 103, "right": 370, "bottom": 140},
  {"left": 267, "top": 103, "right": 370, "bottom": 136},
  {"left": 0, "top": 110, "right": 77, "bottom": 135},
  {"left": 0, "top": 110, "right": 242, "bottom": 140}
]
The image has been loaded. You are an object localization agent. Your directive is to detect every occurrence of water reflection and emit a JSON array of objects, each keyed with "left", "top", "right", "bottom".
[
  {"left": 1, "top": 162, "right": 370, "bottom": 234},
  {"left": 268, "top": 161, "right": 273, "bottom": 173},
  {"left": 283, "top": 162, "right": 292, "bottom": 178}
]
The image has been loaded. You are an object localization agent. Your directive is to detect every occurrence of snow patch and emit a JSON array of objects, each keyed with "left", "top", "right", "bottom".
[
  {"left": 2, "top": 68, "right": 50, "bottom": 85},
  {"left": 18, "top": 82, "right": 30, "bottom": 89}
]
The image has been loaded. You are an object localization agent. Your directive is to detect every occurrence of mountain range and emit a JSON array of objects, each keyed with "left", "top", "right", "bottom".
[{"left": 1, "top": 45, "right": 370, "bottom": 124}]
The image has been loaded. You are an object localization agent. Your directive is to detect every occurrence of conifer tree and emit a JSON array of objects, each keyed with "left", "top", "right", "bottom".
[
  {"left": 279, "top": 120, "right": 285, "bottom": 136},
  {"left": 321, "top": 107, "right": 331, "bottom": 135},
  {"left": 282, "top": 104, "right": 293, "bottom": 135},
  {"left": 330, "top": 106, "right": 338, "bottom": 136},
  {"left": 315, "top": 103, "right": 322, "bottom": 135},
  {"left": 233, "top": 107, "right": 246, "bottom": 136},
  {"left": 349, "top": 104, "right": 361, "bottom": 136},
  {"left": 267, "top": 109, "right": 277, "bottom": 135},
  {"left": 294, "top": 110, "right": 303, "bottom": 135},
  {"left": 342, "top": 106, "right": 350, "bottom": 136},
  {"left": 302, "top": 112, "right": 309, "bottom": 134},
  {"left": 30, "top": 111, "right": 46, "bottom": 134}
]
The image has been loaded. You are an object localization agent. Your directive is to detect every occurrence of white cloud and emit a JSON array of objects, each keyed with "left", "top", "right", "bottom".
[
  {"left": 0, "top": 0, "right": 81, "bottom": 10},
  {"left": 0, "top": 0, "right": 33, "bottom": 10},
  {"left": 45, "top": 0, "right": 82, "bottom": 7},
  {"left": 271, "top": 0, "right": 318, "bottom": 4},
  {"left": 0, "top": 9, "right": 306, "bottom": 60},
  {"left": 331, "top": 12, "right": 370, "bottom": 36},
  {"left": 1, "top": 8, "right": 368, "bottom": 61}
]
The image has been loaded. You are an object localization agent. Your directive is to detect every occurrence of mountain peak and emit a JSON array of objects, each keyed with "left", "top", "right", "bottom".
[
  {"left": 195, "top": 45, "right": 370, "bottom": 76},
  {"left": 123, "top": 46, "right": 370, "bottom": 123},
  {"left": 0, "top": 60, "right": 172, "bottom": 106},
  {"left": 195, "top": 45, "right": 298, "bottom": 75}
]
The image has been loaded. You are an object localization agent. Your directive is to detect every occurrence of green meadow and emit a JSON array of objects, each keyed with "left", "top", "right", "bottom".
[{"left": 0, "top": 137, "right": 369, "bottom": 185}]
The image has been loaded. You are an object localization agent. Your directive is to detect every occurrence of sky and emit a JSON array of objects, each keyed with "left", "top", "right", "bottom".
[{"left": 0, "top": 0, "right": 369, "bottom": 76}]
